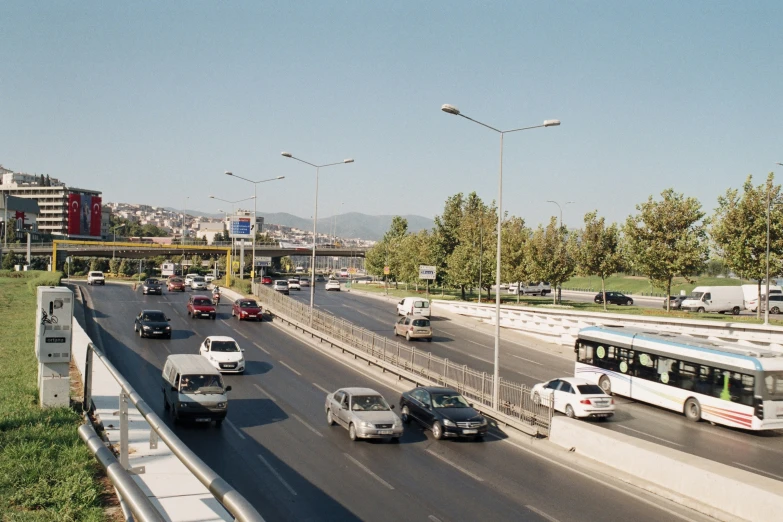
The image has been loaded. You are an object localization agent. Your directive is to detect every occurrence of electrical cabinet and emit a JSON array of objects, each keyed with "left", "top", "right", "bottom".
[{"left": 35, "top": 286, "right": 74, "bottom": 363}]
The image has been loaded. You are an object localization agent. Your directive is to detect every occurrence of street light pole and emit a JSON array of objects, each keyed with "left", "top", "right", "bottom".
[
  {"left": 767, "top": 163, "right": 783, "bottom": 325},
  {"left": 282, "top": 152, "right": 354, "bottom": 326},
  {"left": 210, "top": 194, "right": 256, "bottom": 280},
  {"left": 442, "top": 103, "right": 560, "bottom": 409},
  {"left": 182, "top": 197, "right": 189, "bottom": 245},
  {"left": 225, "top": 173, "right": 285, "bottom": 281},
  {"left": 546, "top": 200, "right": 575, "bottom": 228},
  {"left": 112, "top": 224, "right": 125, "bottom": 260}
]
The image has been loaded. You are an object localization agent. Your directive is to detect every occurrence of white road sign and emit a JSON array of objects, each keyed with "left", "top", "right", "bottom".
[{"left": 419, "top": 265, "right": 436, "bottom": 280}]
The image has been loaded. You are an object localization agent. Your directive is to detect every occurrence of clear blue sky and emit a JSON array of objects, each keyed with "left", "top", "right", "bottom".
[{"left": 2, "top": 1, "right": 781, "bottom": 229}]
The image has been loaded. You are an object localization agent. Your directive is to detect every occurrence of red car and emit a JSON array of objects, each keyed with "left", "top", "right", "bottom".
[
  {"left": 167, "top": 277, "right": 185, "bottom": 292},
  {"left": 261, "top": 276, "right": 273, "bottom": 285},
  {"left": 187, "top": 295, "right": 216, "bottom": 320},
  {"left": 232, "top": 299, "right": 263, "bottom": 321}
]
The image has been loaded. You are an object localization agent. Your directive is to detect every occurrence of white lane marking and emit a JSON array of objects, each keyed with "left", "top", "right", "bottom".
[
  {"left": 257, "top": 454, "right": 297, "bottom": 496},
  {"left": 525, "top": 505, "right": 561, "bottom": 522},
  {"left": 236, "top": 330, "right": 249, "bottom": 339},
  {"left": 253, "top": 342, "right": 271, "bottom": 355},
  {"left": 425, "top": 449, "right": 484, "bottom": 482},
  {"left": 278, "top": 360, "right": 302, "bottom": 376},
  {"left": 292, "top": 414, "right": 323, "bottom": 437},
  {"left": 253, "top": 383, "right": 277, "bottom": 401},
  {"left": 508, "top": 354, "right": 544, "bottom": 365},
  {"left": 224, "top": 419, "right": 246, "bottom": 440},
  {"left": 428, "top": 516, "right": 443, "bottom": 522},
  {"left": 615, "top": 425, "right": 683, "bottom": 447},
  {"left": 732, "top": 462, "right": 783, "bottom": 481},
  {"left": 312, "top": 382, "right": 330, "bottom": 394},
  {"left": 344, "top": 454, "right": 395, "bottom": 490},
  {"left": 486, "top": 434, "right": 696, "bottom": 522}
]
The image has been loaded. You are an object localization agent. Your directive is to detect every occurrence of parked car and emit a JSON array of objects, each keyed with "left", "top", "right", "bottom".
[
  {"left": 531, "top": 377, "right": 615, "bottom": 420},
  {"left": 133, "top": 310, "right": 172, "bottom": 339},
  {"left": 187, "top": 295, "right": 217, "bottom": 320},
  {"left": 232, "top": 299, "right": 263, "bottom": 321},
  {"left": 748, "top": 294, "right": 783, "bottom": 314},
  {"left": 273, "top": 280, "right": 289, "bottom": 295},
  {"left": 190, "top": 276, "right": 207, "bottom": 290},
  {"left": 394, "top": 316, "right": 432, "bottom": 342},
  {"left": 141, "top": 278, "right": 163, "bottom": 295},
  {"left": 167, "top": 277, "right": 185, "bottom": 292},
  {"left": 594, "top": 291, "right": 634, "bottom": 306},
  {"left": 288, "top": 279, "right": 301, "bottom": 291},
  {"left": 199, "top": 336, "right": 245, "bottom": 373},
  {"left": 664, "top": 295, "right": 687, "bottom": 310},
  {"left": 325, "top": 387, "right": 403, "bottom": 442},
  {"left": 399, "top": 386, "right": 487, "bottom": 440},
  {"left": 87, "top": 271, "right": 105, "bottom": 285},
  {"left": 325, "top": 279, "right": 341, "bottom": 291}
]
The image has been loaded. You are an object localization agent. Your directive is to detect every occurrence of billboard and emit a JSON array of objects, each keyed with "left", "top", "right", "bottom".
[
  {"left": 229, "top": 216, "right": 252, "bottom": 238},
  {"left": 67, "top": 194, "right": 102, "bottom": 236}
]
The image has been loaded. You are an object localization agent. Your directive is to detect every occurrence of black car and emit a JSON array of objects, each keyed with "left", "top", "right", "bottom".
[
  {"left": 594, "top": 291, "right": 633, "bottom": 306},
  {"left": 142, "top": 278, "right": 163, "bottom": 295},
  {"left": 399, "top": 386, "right": 488, "bottom": 440},
  {"left": 664, "top": 295, "right": 687, "bottom": 310},
  {"left": 134, "top": 310, "right": 172, "bottom": 339}
]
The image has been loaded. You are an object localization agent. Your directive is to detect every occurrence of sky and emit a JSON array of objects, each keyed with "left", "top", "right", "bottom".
[{"left": 1, "top": 1, "right": 781, "bottom": 229}]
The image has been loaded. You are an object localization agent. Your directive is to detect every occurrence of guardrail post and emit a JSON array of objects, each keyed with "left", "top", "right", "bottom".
[
  {"left": 427, "top": 352, "right": 431, "bottom": 373},
  {"left": 383, "top": 337, "right": 387, "bottom": 362},
  {"left": 83, "top": 345, "right": 93, "bottom": 413},
  {"left": 481, "top": 372, "right": 486, "bottom": 401},
  {"left": 518, "top": 383, "right": 524, "bottom": 419},
  {"left": 463, "top": 365, "right": 467, "bottom": 392},
  {"left": 119, "top": 392, "right": 129, "bottom": 468},
  {"left": 444, "top": 358, "right": 449, "bottom": 384}
]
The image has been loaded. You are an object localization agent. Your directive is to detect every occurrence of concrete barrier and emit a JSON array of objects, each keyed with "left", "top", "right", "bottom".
[{"left": 549, "top": 417, "right": 783, "bottom": 522}]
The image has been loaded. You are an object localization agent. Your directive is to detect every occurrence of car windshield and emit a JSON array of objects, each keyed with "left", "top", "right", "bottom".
[
  {"left": 90, "top": 272, "right": 102, "bottom": 276},
  {"left": 288, "top": 279, "right": 297, "bottom": 283},
  {"left": 412, "top": 319, "right": 430, "bottom": 327},
  {"left": 146, "top": 279, "right": 159, "bottom": 284},
  {"left": 171, "top": 278, "right": 182, "bottom": 283},
  {"left": 576, "top": 384, "right": 605, "bottom": 395},
  {"left": 688, "top": 291, "right": 704, "bottom": 299},
  {"left": 194, "top": 299, "right": 211, "bottom": 306},
  {"left": 211, "top": 341, "right": 240, "bottom": 352},
  {"left": 351, "top": 395, "right": 390, "bottom": 411},
  {"left": 432, "top": 393, "right": 470, "bottom": 408},
  {"left": 193, "top": 277, "right": 205, "bottom": 282},
  {"left": 180, "top": 374, "right": 224, "bottom": 394},
  {"left": 240, "top": 301, "right": 258, "bottom": 308},
  {"left": 142, "top": 312, "right": 165, "bottom": 322},
  {"left": 276, "top": 281, "right": 288, "bottom": 286}
]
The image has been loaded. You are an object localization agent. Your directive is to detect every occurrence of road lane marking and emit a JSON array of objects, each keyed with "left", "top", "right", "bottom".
[
  {"left": 253, "top": 383, "right": 277, "bottom": 401},
  {"left": 224, "top": 419, "right": 246, "bottom": 440},
  {"left": 292, "top": 414, "right": 323, "bottom": 437},
  {"left": 236, "top": 331, "right": 249, "bottom": 339},
  {"left": 428, "top": 516, "right": 443, "bottom": 522},
  {"left": 525, "top": 505, "right": 560, "bottom": 522},
  {"left": 257, "top": 454, "right": 297, "bottom": 496},
  {"left": 278, "top": 360, "right": 302, "bottom": 376},
  {"left": 732, "top": 462, "right": 783, "bottom": 481},
  {"left": 508, "top": 354, "right": 544, "bottom": 365},
  {"left": 344, "top": 454, "right": 394, "bottom": 490},
  {"left": 312, "top": 382, "right": 330, "bottom": 394},
  {"left": 615, "top": 425, "right": 683, "bottom": 447},
  {"left": 425, "top": 449, "right": 484, "bottom": 482},
  {"left": 253, "top": 342, "right": 271, "bottom": 355}
]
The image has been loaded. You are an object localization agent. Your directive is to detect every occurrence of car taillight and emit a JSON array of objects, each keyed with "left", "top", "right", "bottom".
[
  {"left": 409, "top": 326, "right": 414, "bottom": 331},
  {"left": 611, "top": 398, "right": 615, "bottom": 405},
  {"left": 579, "top": 399, "right": 592, "bottom": 405}
]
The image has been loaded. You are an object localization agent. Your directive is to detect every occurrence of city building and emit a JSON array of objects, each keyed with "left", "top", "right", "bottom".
[{"left": 0, "top": 194, "right": 41, "bottom": 243}]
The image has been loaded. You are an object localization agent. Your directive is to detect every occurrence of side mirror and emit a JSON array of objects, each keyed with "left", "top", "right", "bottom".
[
  {"left": 424, "top": 404, "right": 431, "bottom": 410},
  {"left": 225, "top": 386, "right": 232, "bottom": 392},
  {"left": 341, "top": 403, "right": 348, "bottom": 410},
  {"left": 390, "top": 404, "right": 395, "bottom": 410},
  {"left": 469, "top": 403, "right": 474, "bottom": 408},
  {"left": 166, "top": 317, "right": 171, "bottom": 322},
  {"left": 241, "top": 348, "right": 245, "bottom": 352}
]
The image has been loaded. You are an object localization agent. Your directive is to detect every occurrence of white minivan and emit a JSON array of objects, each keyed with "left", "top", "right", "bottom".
[
  {"left": 397, "top": 297, "right": 431, "bottom": 317},
  {"left": 681, "top": 286, "right": 744, "bottom": 315}
]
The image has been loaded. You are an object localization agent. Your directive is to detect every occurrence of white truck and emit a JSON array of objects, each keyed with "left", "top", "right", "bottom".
[
  {"left": 681, "top": 286, "right": 744, "bottom": 315},
  {"left": 507, "top": 282, "right": 551, "bottom": 296},
  {"left": 87, "top": 271, "right": 105, "bottom": 285},
  {"left": 740, "top": 283, "right": 783, "bottom": 311}
]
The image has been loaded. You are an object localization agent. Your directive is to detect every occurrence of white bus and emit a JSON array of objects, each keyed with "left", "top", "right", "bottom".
[{"left": 575, "top": 325, "right": 783, "bottom": 430}]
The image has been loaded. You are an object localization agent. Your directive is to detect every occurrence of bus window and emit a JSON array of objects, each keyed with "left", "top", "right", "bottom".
[
  {"left": 678, "top": 362, "right": 699, "bottom": 391},
  {"left": 763, "top": 373, "right": 783, "bottom": 400},
  {"left": 726, "top": 372, "right": 754, "bottom": 406},
  {"left": 577, "top": 342, "right": 593, "bottom": 364},
  {"left": 636, "top": 351, "right": 657, "bottom": 381}
]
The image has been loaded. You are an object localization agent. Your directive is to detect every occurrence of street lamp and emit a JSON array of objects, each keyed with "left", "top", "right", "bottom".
[
  {"left": 181, "top": 197, "right": 189, "bottom": 245},
  {"left": 546, "top": 200, "right": 575, "bottom": 228},
  {"left": 282, "top": 151, "right": 354, "bottom": 325},
  {"left": 766, "top": 164, "right": 783, "bottom": 325},
  {"left": 210, "top": 195, "right": 256, "bottom": 279},
  {"left": 442, "top": 103, "right": 560, "bottom": 409},
  {"left": 225, "top": 172, "right": 285, "bottom": 281},
  {"left": 111, "top": 224, "right": 126, "bottom": 260}
]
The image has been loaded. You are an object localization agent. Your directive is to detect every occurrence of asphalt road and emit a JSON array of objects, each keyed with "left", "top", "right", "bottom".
[
  {"left": 77, "top": 282, "right": 712, "bottom": 522},
  {"left": 288, "top": 285, "right": 783, "bottom": 483}
]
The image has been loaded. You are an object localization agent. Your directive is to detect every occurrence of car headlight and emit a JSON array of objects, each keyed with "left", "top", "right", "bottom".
[
  {"left": 361, "top": 421, "right": 374, "bottom": 429},
  {"left": 165, "top": 326, "right": 171, "bottom": 330},
  {"left": 178, "top": 402, "right": 189, "bottom": 408},
  {"left": 479, "top": 418, "right": 488, "bottom": 426},
  {"left": 442, "top": 419, "right": 456, "bottom": 427},
  {"left": 142, "top": 326, "right": 150, "bottom": 330},
  {"left": 393, "top": 418, "right": 402, "bottom": 428},
  {"left": 217, "top": 402, "right": 226, "bottom": 408}
]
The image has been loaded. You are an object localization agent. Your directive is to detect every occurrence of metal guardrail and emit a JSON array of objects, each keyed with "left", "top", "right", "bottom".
[
  {"left": 83, "top": 342, "right": 265, "bottom": 522},
  {"left": 252, "top": 282, "right": 553, "bottom": 436}
]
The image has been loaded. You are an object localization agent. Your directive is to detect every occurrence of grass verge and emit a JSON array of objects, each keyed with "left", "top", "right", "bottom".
[
  {"left": 562, "top": 274, "right": 745, "bottom": 295},
  {"left": 0, "top": 271, "right": 114, "bottom": 521}
]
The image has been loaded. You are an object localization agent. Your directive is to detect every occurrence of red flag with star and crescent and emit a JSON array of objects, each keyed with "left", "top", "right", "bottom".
[
  {"left": 68, "top": 194, "right": 81, "bottom": 235},
  {"left": 90, "top": 197, "right": 102, "bottom": 236}
]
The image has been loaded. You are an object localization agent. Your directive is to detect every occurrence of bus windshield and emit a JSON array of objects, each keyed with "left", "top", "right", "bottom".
[{"left": 763, "top": 372, "right": 783, "bottom": 400}]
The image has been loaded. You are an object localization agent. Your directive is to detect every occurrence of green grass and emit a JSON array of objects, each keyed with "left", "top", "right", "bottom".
[
  {"left": 0, "top": 271, "right": 110, "bottom": 521},
  {"left": 562, "top": 274, "right": 743, "bottom": 295}
]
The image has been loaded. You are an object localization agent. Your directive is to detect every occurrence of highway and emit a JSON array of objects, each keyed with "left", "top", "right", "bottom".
[
  {"left": 287, "top": 284, "right": 783, "bottom": 483},
  {"left": 77, "top": 281, "right": 711, "bottom": 522}
]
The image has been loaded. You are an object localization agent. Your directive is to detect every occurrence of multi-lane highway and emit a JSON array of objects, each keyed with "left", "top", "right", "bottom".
[
  {"left": 78, "top": 282, "right": 712, "bottom": 522},
  {"left": 288, "top": 284, "right": 783, "bottom": 483}
]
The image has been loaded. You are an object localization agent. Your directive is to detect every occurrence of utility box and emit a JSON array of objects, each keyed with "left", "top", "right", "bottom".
[{"left": 35, "top": 286, "right": 74, "bottom": 363}]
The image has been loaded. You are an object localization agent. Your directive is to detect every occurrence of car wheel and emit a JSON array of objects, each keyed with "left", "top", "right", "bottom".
[
  {"left": 732, "top": 306, "right": 740, "bottom": 315},
  {"left": 232, "top": 309, "right": 235, "bottom": 317},
  {"left": 166, "top": 334, "right": 171, "bottom": 339},
  {"left": 697, "top": 307, "right": 705, "bottom": 313},
  {"left": 401, "top": 406, "right": 411, "bottom": 424},
  {"left": 474, "top": 435, "right": 484, "bottom": 442},
  {"left": 565, "top": 404, "right": 576, "bottom": 419},
  {"left": 348, "top": 423, "right": 358, "bottom": 441},
  {"left": 406, "top": 332, "right": 411, "bottom": 342},
  {"left": 532, "top": 392, "right": 541, "bottom": 406},
  {"left": 684, "top": 398, "right": 701, "bottom": 422},
  {"left": 599, "top": 375, "right": 612, "bottom": 395},
  {"left": 326, "top": 409, "right": 335, "bottom": 426},
  {"left": 427, "top": 338, "right": 432, "bottom": 342},
  {"left": 626, "top": 299, "right": 633, "bottom": 306},
  {"left": 432, "top": 421, "right": 443, "bottom": 440},
  {"left": 772, "top": 306, "right": 780, "bottom": 314},
  {"left": 215, "top": 419, "right": 223, "bottom": 428},
  {"left": 393, "top": 328, "right": 397, "bottom": 337},
  {"left": 163, "top": 392, "right": 169, "bottom": 410},
  {"left": 138, "top": 328, "right": 143, "bottom": 338},
  {"left": 212, "top": 315, "right": 216, "bottom": 320}
]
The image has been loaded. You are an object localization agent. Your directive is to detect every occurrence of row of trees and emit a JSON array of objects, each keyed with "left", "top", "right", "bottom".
[{"left": 366, "top": 174, "right": 783, "bottom": 311}]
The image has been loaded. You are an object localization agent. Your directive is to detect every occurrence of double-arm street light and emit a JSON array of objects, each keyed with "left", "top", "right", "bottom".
[
  {"left": 546, "top": 200, "right": 575, "bottom": 228},
  {"left": 766, "top": 163, "right": 783, "bottom": 325},
  {"left": 225, "top": 172, "right": 285, "bottom": 280},
  {"left": 442, "top": 103, "right": 560, "bottom": 409},
  {"left": 210, "top": 195, "right": 257, "bottom": 279},
  {"left": 111, "top": 224, "right": 126, "bottom": 260},
  {"left": 281, "top": 151, "right": 354, "bottom": 325}
]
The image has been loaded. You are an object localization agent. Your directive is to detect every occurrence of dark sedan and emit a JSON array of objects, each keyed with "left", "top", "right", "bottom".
[
  {"left": 664, "top": 295, "right": 687, "bottom": 310},
  {"left": 399, "top": 386, "right": 488, "bottom": 440},
  {"left": 133, "top": 310, "right": 171, "bottom": 339},
  {"left": 142, "top": 278, "right": 163, "bottom": 295},
  {"left": 594, "top": 291, "right": 634, "bottom": 306}
]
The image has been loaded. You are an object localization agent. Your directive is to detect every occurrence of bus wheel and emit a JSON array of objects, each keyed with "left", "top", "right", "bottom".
[
  {"left": 599, "top": 376, "right": 612, "bottom": 395},
  {"left": 731, "top": 306, "right": 740, "bottom": 315},
  {"left": 684, "top": 398, "right": 701, "bottom": 422}
]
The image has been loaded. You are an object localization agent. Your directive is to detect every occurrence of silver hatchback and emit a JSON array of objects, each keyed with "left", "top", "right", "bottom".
[
  {"left": 394, "top": 316, "right": 433, "bottom": 342},
  {"left": 325, "top": 387, "right": 403, "bottom": 442}
]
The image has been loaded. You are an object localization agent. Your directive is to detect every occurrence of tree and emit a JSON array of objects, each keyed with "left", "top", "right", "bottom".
[
  {"left": 574, "top": 211, "right": 624, "bottom": 311},
  {"left": 623, "top": 189, "right": 709, "bottom": 306},
  {"left": 444, "top": 193, "right": 495, "bottom": 300},
  {"left": 501, "top": 217, "right": 531, "bottom": 303},
  {"left": 382, "top": 216, "right": 409, "bottom": 287},
  {"left": 280, "top": 256, "right": 293, "bottom": 273},
  {"left": 119, "top": 259, "right": 134, "bottom": 277},
  {"left": 2, "top": 249, "right": 16, "bottom": 270},
  {"left": 109, "top": 258, "right": 120, "bottom": 277},
  {"left": 527, "top": 218, "right": 576, "bottom": 304},
  {"left": 711, "top": 173, "right": 783, "bottom": 318},
  {"left": 433, "top": 193, "right": 464, "bottom": 288}
]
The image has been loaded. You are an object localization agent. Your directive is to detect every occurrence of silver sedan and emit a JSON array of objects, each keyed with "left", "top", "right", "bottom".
[{"left": 325, "top": 387, "right": 403, "bottom": 442}]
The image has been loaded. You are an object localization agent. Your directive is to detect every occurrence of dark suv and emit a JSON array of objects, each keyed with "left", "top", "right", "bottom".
[
  {"left": 142, "top": 278, "right": 163, "bottom": 295},
  {"left": 134, "top": 310, "right": 172, "bottom": 339},
  {"left": 594, "top": 291, "right": 634, "bottom": 306}
]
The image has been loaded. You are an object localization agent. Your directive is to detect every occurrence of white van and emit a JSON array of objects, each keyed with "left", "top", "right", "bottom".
[
  {"left": 397, "top": 297, "right": 431, "bottom": 317},
  {"left": 741, "top": 284, "right": 782, "bottom": 309},
  {"left": 507, "top": 282, "right": 551, "bottom": 296},
  {"left": 161, "top": 354, "right": 231, "bottom": 427},
  {"left": 681, "top": 286, "right": 744, "bottom": 315}
]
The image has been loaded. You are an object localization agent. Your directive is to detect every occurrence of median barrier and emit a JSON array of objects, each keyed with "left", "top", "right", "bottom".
[{"left": 549, "top": 417, "right": 783, "bottom": 522}]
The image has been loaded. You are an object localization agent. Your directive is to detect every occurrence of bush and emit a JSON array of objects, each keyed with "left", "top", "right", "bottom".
[
  {"left": 231, "top": 279, "right": 251, "bottom": 295},
  {"left": 26, "top": 271, "right": 64, "bottom": 294}
]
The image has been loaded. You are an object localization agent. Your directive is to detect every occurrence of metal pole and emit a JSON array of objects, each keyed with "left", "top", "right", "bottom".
[
  {"left": 765, "top": 186, "right": 771, "bottom": 325},
  {"left": 252, "top": 183, "right": 257, "bottom": 281},
  {"left": 310, "top": 167, "right": 319, "bottom": 327},
  {"left": 493, "top": 132, "right": 503, "bottom": 410}
]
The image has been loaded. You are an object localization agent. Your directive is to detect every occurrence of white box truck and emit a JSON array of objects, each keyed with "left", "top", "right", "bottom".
[
  {"left": 681, "top": 286, "right": 745, "bottom": 315},
  {"left": 740, "top": 283, "right": 783, "bottom": 311}
]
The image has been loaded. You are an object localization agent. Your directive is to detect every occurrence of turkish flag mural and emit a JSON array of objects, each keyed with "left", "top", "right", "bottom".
[
  {"left": 67, "top": 194, "right": 102, "bottom": 236},
  {"left": 90, "top": 197, "right": 102, "bottom": 236},
  {"left": 68, "top": 194, "right": 81, "bottom": 235}
]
